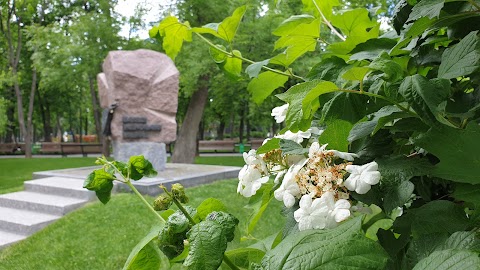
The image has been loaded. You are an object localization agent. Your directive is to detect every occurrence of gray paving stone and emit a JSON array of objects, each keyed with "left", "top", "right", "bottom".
[
  {"left": 0, "top": 206, "right": 60, "bottom": 235},
  {"left": 0, "top": 230, "right": 27, "bottom": 249},
  {"left": 0, "top": 191, "right": 88, "bottom": 215},
  {"left": 24, "top": 177, "right": 96, "bottom": 200}
]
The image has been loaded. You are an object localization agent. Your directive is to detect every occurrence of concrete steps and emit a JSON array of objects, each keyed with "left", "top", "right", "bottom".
[{"left": 0, "top": 176, "right": 95, "bottom": 249}]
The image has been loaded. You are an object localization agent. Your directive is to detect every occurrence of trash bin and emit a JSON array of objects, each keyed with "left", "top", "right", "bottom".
[
  {"left": 32, "top": 143, "right": 41, "bottom": 154},
  {"left": 239, "top": 143, "right": 244, "bottom": 153}
]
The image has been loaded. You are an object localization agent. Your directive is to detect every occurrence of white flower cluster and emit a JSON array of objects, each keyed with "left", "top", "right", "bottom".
[{"left": 236, "top": 104, "right": 382, "bottom": 231}]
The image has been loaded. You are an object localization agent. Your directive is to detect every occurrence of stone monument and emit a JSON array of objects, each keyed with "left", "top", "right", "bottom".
[{"left": 97, "top": 49, "right": 179, "bottom": 171}]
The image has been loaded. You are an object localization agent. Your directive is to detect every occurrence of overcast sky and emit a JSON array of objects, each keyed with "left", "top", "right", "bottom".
[{"left": 115, "top": 0, "right": 169, "bottom": 39}]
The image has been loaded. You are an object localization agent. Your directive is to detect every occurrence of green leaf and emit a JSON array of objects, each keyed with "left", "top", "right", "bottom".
[
  {"left": 411, "top": 200, "right": 470, "bottom": 236},
  {"left": 318, "top": 119, "right": 352, "bottom": 152},
  {"left": 157, "top": 16, "right": 192, "bottom": 60},
  {"left": 123, "top": 226, "right": 168, "bottom": 270},
  {"left": 245, "top": 183, "right": 274, "bottom": 235},
  {"left": 350, "top": 38, "right": 398, "bottom": 61},
  {"left": 261, "top": 217, "right": 389, "bottom": 269},
  {"left": 407, "top": 0, "right": 445, "bottom": 22},
  {"left": 412, "top": 249, "right": 480, "bottom": 270},
  {"left": 83, "top": 169, "right": 115, "bottom": 191},
  {"left": 414, "top": 123, "right": 480, "bottom": 184},
  {"left": 365, "top": 219, "right": 394, "bottom": 241},
  {"left": 209, "top": 45, "right": 227, "bottom": 63},
  {"left": 224, "top": 50, "right": 242, "bottom": 79},
  {"left": 376, "top": 155, "right": 433, "bottom": 212},
  {"left": 194, "top": 198, "right": 227, "bottom": 221},
  {"left": 245, "top": 59, "right": 270, "bottom": 79},
  {"left": 342, "top": 66, "right": 370, "bottom": 81},
  {"left": 129, "top": 155, "right": 157, "bottom": 180},
  {"left": 95, "top": 181, "right": 114, "bottom": 204},
  {"left": 440, "top": 231, "right": 480, "bottom": 251},
  {"left": 206, "top": 211, "right": 239, "bottom": 242},
  {"left": 399, "top": 75, "right": 452, "bottom": 127},
  {"left": 348, "top": 106, "right": 404, "bottom": 142},
  {"left": 184, "top": 221, "right": 227, "bottom": 270},
  {"left": 272, "top": 15, "right": 316, "bottom": 36},
  {"left": 277, "top": 80, "right": 338, "bottom": 131},
  {"left": 248, "top": 71, "right": 288, "bottom": 104},
  {"left": 224, "top": 248, "right": 265, "bottom": 268},
  {"left": 453, "top": 184, "right": 480, "bottom": 208},
  {"left": 321, "top": 92, "right": 372, "bottom": 124},
  {"left": 438, "top": 31, "right": 480, "bottom": 79},
  {"left": 279, "top": 139, "right": 308, "bottom": 155},
  {"left": 306, "top": 57, "right": 347, "bottom": 81},
  {"left": 302, "top": 0, "right": 340, "bottom": 20},
  {"left": 167, "top": 210, "right": 190, "bottom": 234},
  {"left": 256, "top": 138, "right": 280, "bottom": 154},
  {"left": 216, "top": 5, "right": 246, "bottom": 43},
  {"left": 369, "top": 56, "right": 404, "bottom": 82},
  {"left": 270, "top": 18, "right": 320, "bottom": 67}
]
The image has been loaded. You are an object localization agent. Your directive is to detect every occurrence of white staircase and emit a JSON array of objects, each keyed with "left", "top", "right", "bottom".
[{"left": 0, "top": 177, "right": 95, "bottom": 249}]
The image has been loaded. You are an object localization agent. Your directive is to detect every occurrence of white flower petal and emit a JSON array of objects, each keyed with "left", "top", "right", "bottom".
[
  {"left": 299, "top": 194, "right": 313, "bottom": 209},
  {"left": 355, "top": 180, "right": 372, "bottom": 194},
  {"left": 363, "top": 171, "right": 381, "bottom": 185},
  {"left": 283, "top": 193, "right": 296, "bottom": 208},
  {"left": 334, "top": 208, "right": 351, "bottom": 222}
]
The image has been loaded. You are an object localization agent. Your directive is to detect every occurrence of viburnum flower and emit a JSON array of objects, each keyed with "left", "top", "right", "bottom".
[
  {"left": 294, "top": 192, "right": 351, "bottom": 231},
  {"left": 271, "top": 104, "right": 289, "bottom": 123},
  {"left": 237, "top": 150, "right": 269, "bottom": 197},
  {"left": 275, "top": 130, "right": 312, "bottom": 144},
  {"left": 344, "top": 161, "right": 381, "bottom": 194},
  {"left": 327, "top": 150, "right": 358, "bottom": 161},
  {"left": 274, "top": 159, "right": 306, "bottom": 207}
]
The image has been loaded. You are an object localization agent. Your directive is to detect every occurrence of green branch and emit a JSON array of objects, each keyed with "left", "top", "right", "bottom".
[
  {"left": 468, "top": 0, "right": 480, "bottom": 10},
  {"left": 126, "top": 181, "right": 166, "bottom": 225},
  {"left": 193, "top": 32, "right": 305, "bottom": 81},
  {"left": 337, "top": 88, "right": 416, "bottom": 116}
]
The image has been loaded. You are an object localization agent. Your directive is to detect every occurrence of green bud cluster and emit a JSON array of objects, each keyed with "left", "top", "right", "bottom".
[
  {"left": 153, "top": 194, "right": 172, "bottom": 211},
  {"left": 171, "top": 183, "right": 189, "bottom": 203}
]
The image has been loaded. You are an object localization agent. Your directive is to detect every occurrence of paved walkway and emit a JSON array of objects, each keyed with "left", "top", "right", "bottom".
[{"left": 0, "top": 163, "right": 241, "bottom": 249}]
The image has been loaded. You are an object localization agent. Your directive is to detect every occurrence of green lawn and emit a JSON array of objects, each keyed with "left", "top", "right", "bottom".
[
  {"left": 0, "top": 156, "right": 244, "bottom": 194},
  {"left": 0, "top": 179, "right": 284, "bottom": 270}
]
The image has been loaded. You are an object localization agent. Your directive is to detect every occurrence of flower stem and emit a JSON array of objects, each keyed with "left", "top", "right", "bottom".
[
  {"left": 126, "top": 181, "right": 166, "bottom": 225},
  {"left": 312, "top": 0, "right": 346, "bottom": 41}
]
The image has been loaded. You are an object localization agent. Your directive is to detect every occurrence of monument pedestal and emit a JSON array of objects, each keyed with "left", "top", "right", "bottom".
[{"left": 113, "top": 142, "right": 167, "bottom": 171}]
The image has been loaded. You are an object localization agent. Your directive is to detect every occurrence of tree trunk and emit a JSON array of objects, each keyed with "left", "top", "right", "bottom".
[
  {"left": 217, "top": 120, "right": 225, "bottom": 140},
  {"left": 24, "top": 68, "right": 37, "bottom": 158},
  {"left": 171, "top": 76, "right": 209, "bottom": 164},
  {"left": 4, "top": 89, "right": 15, "bottom": 143},
  {"left": 239, "top": 104, "right": 245, "bottom": 143},
  {"left": 88, "top": 76, "right": 103, "bottom": 144},
  {"left": 37, "top": 89, "right": 52, "bottom": 142}
]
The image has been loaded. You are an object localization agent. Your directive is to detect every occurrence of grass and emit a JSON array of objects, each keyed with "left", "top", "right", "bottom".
[
  {"left": 0, "top": 179, "right": 284, "bottom": 270},
  {"left": 0, "top": 156, "right": 244, "bottom": 194}
]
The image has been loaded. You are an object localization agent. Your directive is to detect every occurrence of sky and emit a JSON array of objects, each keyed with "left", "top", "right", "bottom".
[{"left": 115, "top": 0, "right": 169, "bottom": 39}]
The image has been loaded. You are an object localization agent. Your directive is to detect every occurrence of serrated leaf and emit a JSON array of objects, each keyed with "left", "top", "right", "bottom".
[
  {"left": 348, "top": 106, "right": 405, "bottom": 142},
  {"left": 414, "top": 123, "right": 480, "bottom": 184},
  {"left": 84, "top": 169, "right": 115, "bottom": 191},
  {"left": 279, "top": 139, "right": 307, "bottom": 155},
  {"left": 407, "top": 0, "right": 445, "bottom": 22},
  {"left": 321, "top": 92, "right": 372, "bottom": 124},
  {"left": 438, "top": 31, "right": 480, "bottom": 79},
  {"left": 224, "top": 248, "right": 265, "bottom": 268},
  {"left": 342, "top": 66, "right": 370, "bottom": 81},
  {"left": 217, "top": 5, "right": 246, "bottom": 43},
  {"left": 440, "top": 231, "right": 480, "bottom": 251},
  {"left": 376, "top": 155, "right": 433, "bottom": 213},
  {"left": 399, "top": 75, "right": 452, "bottom": 127},
  {"left": 318, "top": 119, "right": 352, "bottom": 152},
  {"left": 123, "top": 226, "right": 167, "bottom": 270},
  {"left": 95, "top": 181, "right": 114, "bottom": 204},
  {"left": 256, "top": 138, "right": 280, "bottom": 154},
  {"left": 272, "top": 14, "right": 316, "bottom": 36},
  {"left": 306, "top": 57, "right": 347, "bottom": 81},
  {"left": 412, "top": 249, "right": 480, "bottom": 270},
  {"left": 157, "top": 16, "right": 192, "bottom": 60},
  {"left": 195, "top": 198, "right": 227, "bottom": 221},
  {"left": 248, "top": 71, "right": 288, "bottom": 104},
  {"left": 366, "top": 219, "right": 394, "bottom": 241},
  {"left": 245, "top": 59, "right": 270, "bottom": 78},
  {"left": 302, "top": 0, "right": 340, "bottom": 20},
  {"left": 261, "top": 217, "right": 389, "bottom": 269},
  {"left": 350, "top": 38, "right": 398, "bottom": 61},
  {"left": 129, "top": 155, "right": 157, "bottom": 180},
  {"left": 184, "top": 221, "right": 227, "bottom": 270},
  {"left": 369, "top": 57, "right": 404, "bottom": 82},
  {"left": 392, "top": 0, "right": 412, "bottom": 34},
  {"left": 277, "top": 80, "right": 338, "bottom": 131},
  {"left": 453, "top": 184, "right": 480, "bottom": 208},
  {"left": 220, "top": 50, "right": 242, "bottom": 80},
  {"left": 206, "top": 211, "right": 239, "bottom": 242}
]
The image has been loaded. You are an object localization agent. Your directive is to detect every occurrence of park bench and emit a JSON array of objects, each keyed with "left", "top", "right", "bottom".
[
  {"left": 40, "top": 142, "right": 102, "bottom": 156},
  {"left": 0, "top": 143, "right": 25, "bottom": 154},
  {"left": 198, "top": 140, "right": 237, "bottom": 152},
  {"left": 249, "top": 138, "right": 265, "bottom": 150},
  {"left": 60, "top": 143, "right": 103, "bottom": 157}
]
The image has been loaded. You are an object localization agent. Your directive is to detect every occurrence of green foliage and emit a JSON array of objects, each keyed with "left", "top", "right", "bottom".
[
  {"left": 123, "top": 227, "right": 169, "bottom": 270},
  {"left": 261, "top": 217, "right": 389, "bottom": 269}
]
